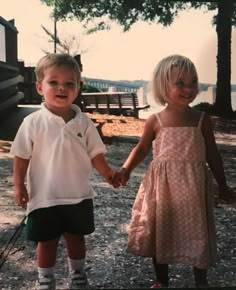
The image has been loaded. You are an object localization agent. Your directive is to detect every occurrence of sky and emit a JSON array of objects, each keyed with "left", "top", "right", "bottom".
[{"left": 1, "top": 0, "right": 236, "bottom": 84}]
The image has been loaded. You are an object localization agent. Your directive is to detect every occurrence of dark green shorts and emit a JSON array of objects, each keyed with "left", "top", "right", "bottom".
[{"left": 25, "top": 199, "right": 95, "bottom": 242}]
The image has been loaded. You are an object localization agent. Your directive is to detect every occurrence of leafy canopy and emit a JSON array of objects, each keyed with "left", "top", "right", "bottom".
[{"left": 41, "top": 1, "right": 236, "bottom": 31}]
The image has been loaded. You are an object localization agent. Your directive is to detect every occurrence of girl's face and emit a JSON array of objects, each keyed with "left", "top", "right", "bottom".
[
  {"left": 167, "top": 66, "right": 199, "bottom": 107},
  {"left": 36, "top": 64, "right": 80, "bottom": 111}
]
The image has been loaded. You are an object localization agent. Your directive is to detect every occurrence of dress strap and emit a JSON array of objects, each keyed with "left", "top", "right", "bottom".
[
  {"left": 198, "top": 112, "right": 205, "bottom": 128},
  {"left": 155, "top": 113, "right": 163, "bottom": 127}
]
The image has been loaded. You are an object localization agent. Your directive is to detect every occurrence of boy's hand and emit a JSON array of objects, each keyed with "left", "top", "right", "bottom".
[
  {"left": 104, "top": 169, "right": 116, "bottom": 185},
  {"left": 14, "top": 184, "right": 29, "bottom": 209}
]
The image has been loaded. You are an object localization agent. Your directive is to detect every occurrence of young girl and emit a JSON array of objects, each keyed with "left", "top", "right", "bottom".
[
  {"left": 10, "top": 53, "right": 116, "bottom": 290},
  {"left": 114, "top": 55, "right": 232, "bottom": 288}
]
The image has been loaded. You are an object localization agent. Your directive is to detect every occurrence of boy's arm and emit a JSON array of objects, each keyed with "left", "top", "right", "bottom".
[
  {"left": 13, "top": 156, "right": 30, "bottom": 208},
  {"left": 91, "top": 153, "right": 116, "bottom": 185}
]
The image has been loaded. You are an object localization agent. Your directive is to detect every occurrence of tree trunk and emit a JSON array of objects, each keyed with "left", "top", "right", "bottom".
[{"left": 215, "top": 1, "right": 233, "bottom": 116}]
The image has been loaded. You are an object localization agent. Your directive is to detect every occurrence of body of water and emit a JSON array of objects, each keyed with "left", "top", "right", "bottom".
[{"left": 139, "top": 91, "right": 236, "bottom": 119}]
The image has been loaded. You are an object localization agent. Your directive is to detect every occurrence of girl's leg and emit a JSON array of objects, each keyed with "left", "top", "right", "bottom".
[
  {"left": 193, "top": 267, "right": 208, "bottom": 287},
  {"left": 152, "top": 258, "right": 169, "bottom": 287}
]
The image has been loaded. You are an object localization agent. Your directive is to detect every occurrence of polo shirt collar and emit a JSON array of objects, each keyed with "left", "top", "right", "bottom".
[{"left": 40, "top": 102, "right": 83, "bottom": 124}]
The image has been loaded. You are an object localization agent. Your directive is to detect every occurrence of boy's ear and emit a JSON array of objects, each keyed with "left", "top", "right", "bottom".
[{"left": 35, "top": 82, "right": 43, "bottom": 95}]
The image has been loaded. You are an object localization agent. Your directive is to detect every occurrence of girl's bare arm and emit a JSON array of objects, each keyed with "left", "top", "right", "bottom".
[
  {"left": 122, "top": 114, "right": 157, "bottom": 174},
  {"left": 202, "top": 114, "right": 232, "bottom": 200}
]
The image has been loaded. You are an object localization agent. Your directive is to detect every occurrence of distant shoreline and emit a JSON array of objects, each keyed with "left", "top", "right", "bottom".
[{"left": 139, "top": 91, "right": 236, "bottom": 119}]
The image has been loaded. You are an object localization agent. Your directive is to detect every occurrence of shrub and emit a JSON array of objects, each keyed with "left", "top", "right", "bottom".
[
  {"left": 192, "top": 102, "right": 215, "bottom": 114},
  {"left": 193, "top": 102, "right": 236, "bottom": 118},
  {"left": 82, "top": 83, "right": 101, "bottom": 93}
]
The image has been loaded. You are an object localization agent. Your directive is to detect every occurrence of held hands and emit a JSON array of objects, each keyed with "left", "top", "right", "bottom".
[
  {"left": 14, "top": 184, "right": 29, "bottom": 209},
  {"left": 103, "top": 167, "right": 130, "bottom": 188},
  {"left": 112, "top": 168, "right": 131, "bottom": 188}
]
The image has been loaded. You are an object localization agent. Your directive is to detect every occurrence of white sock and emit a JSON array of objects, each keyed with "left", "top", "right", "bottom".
[
  {"left": 38, "top": 266, "right": 55, "bottom": 279},
  {"left": 68, "top": 258, "right": 85, "bottom": 274}
]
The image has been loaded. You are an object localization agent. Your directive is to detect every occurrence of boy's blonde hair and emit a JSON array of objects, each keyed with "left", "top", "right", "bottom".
[
  {"left": 152, "top": 54, "right": 199, "bottom": 105},
  {"left": 35, "top": 53, "right": 81, "bottom": 84}
]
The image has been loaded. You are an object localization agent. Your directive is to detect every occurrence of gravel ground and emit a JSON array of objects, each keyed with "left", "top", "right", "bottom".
[{"left": 0, "top": 112, "right": 236, "bottom": 289}]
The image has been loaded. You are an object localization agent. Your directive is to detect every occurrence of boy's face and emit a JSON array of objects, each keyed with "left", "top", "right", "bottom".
[{"left": 36, "top": 64, "right": 80, "bottom": 111}]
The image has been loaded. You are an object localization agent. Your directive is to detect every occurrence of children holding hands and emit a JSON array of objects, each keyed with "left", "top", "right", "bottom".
[{"left": 11, "top": 53, "right": 232, "bottom": 289}]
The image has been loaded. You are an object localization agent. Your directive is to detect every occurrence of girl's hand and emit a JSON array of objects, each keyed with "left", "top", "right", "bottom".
[
  {"left": 14, "top": 184, "right": 29, "bottom": 209},
  {"left": 113, "top": 168, "right": 130, "bottom": 187},
  {"left": 120, "top": 167, "right": 131, "bottom": 185},
  {"left": 112, "top": 171, "right": 123, "bottom": 188}
]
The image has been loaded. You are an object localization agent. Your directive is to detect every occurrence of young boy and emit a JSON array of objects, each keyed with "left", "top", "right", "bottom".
[{"left": 10, "top": 53, "right": 116, "bottom": 290}]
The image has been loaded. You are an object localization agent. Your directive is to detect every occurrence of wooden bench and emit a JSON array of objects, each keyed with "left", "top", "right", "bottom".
[
  {"left": 81, "top": 92, "right": 150, "bottom": 118},
  {"left": 0, "top": 63, "right": 24, "bottom": 114}
]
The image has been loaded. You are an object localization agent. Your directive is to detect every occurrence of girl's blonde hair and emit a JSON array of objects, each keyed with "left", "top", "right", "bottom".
[
  {"left": 35, "top": 53, "right": 81, "bottom": 84},
  {"left": 152, "top": 54, "right": 199, "bottom": 105}
]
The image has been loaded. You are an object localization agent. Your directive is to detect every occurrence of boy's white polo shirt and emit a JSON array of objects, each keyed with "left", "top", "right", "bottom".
[{"left": 10, "top": 103, "right": 107, "bottom": 215}]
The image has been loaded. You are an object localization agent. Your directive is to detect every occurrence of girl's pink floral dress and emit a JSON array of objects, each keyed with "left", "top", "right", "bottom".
[{"left": 127, "top": 113, "right": 216, "bottom": 268}]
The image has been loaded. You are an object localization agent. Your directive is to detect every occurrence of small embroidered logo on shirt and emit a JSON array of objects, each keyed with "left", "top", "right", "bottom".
[{"left": 77, "top": 133, "right": 82, "bottom": 137}]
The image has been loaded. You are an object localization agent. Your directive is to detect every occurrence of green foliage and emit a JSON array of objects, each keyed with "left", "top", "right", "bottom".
[
  {"left": 81, "top": 83, "right": 101, "bottom": 93},
  {"left": 119, "top": 79, "right": 148, "bottom": 88},
  {"left": 193, "top": 102, "right": 215, "bottom": 115},
  {"left": 189, "top": 1, "right": 236, "bottom": 25},
  {"left": 40, "top": 1, "right": 236, "bottom": 31},
  {"left": 86, "top": 21, "right": 111, "bottom": 34},
  {"left": 40, "top": 1, "right": 186, "bottom": 31},
  {"left": 193, "top": 102, "right": 236, "bottom": 118}
]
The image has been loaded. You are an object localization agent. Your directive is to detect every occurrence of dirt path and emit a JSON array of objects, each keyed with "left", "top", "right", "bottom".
[{"left": 0, "top": 108, "right": 235, "bottom": 289}]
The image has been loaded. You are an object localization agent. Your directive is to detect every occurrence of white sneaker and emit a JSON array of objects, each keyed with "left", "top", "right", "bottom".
[
  {"left": 35, "top": 276, "right": 56, "bottom": 290},
  {"left": 68, "top": 270, "right": 89, "bottom": 289}
]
